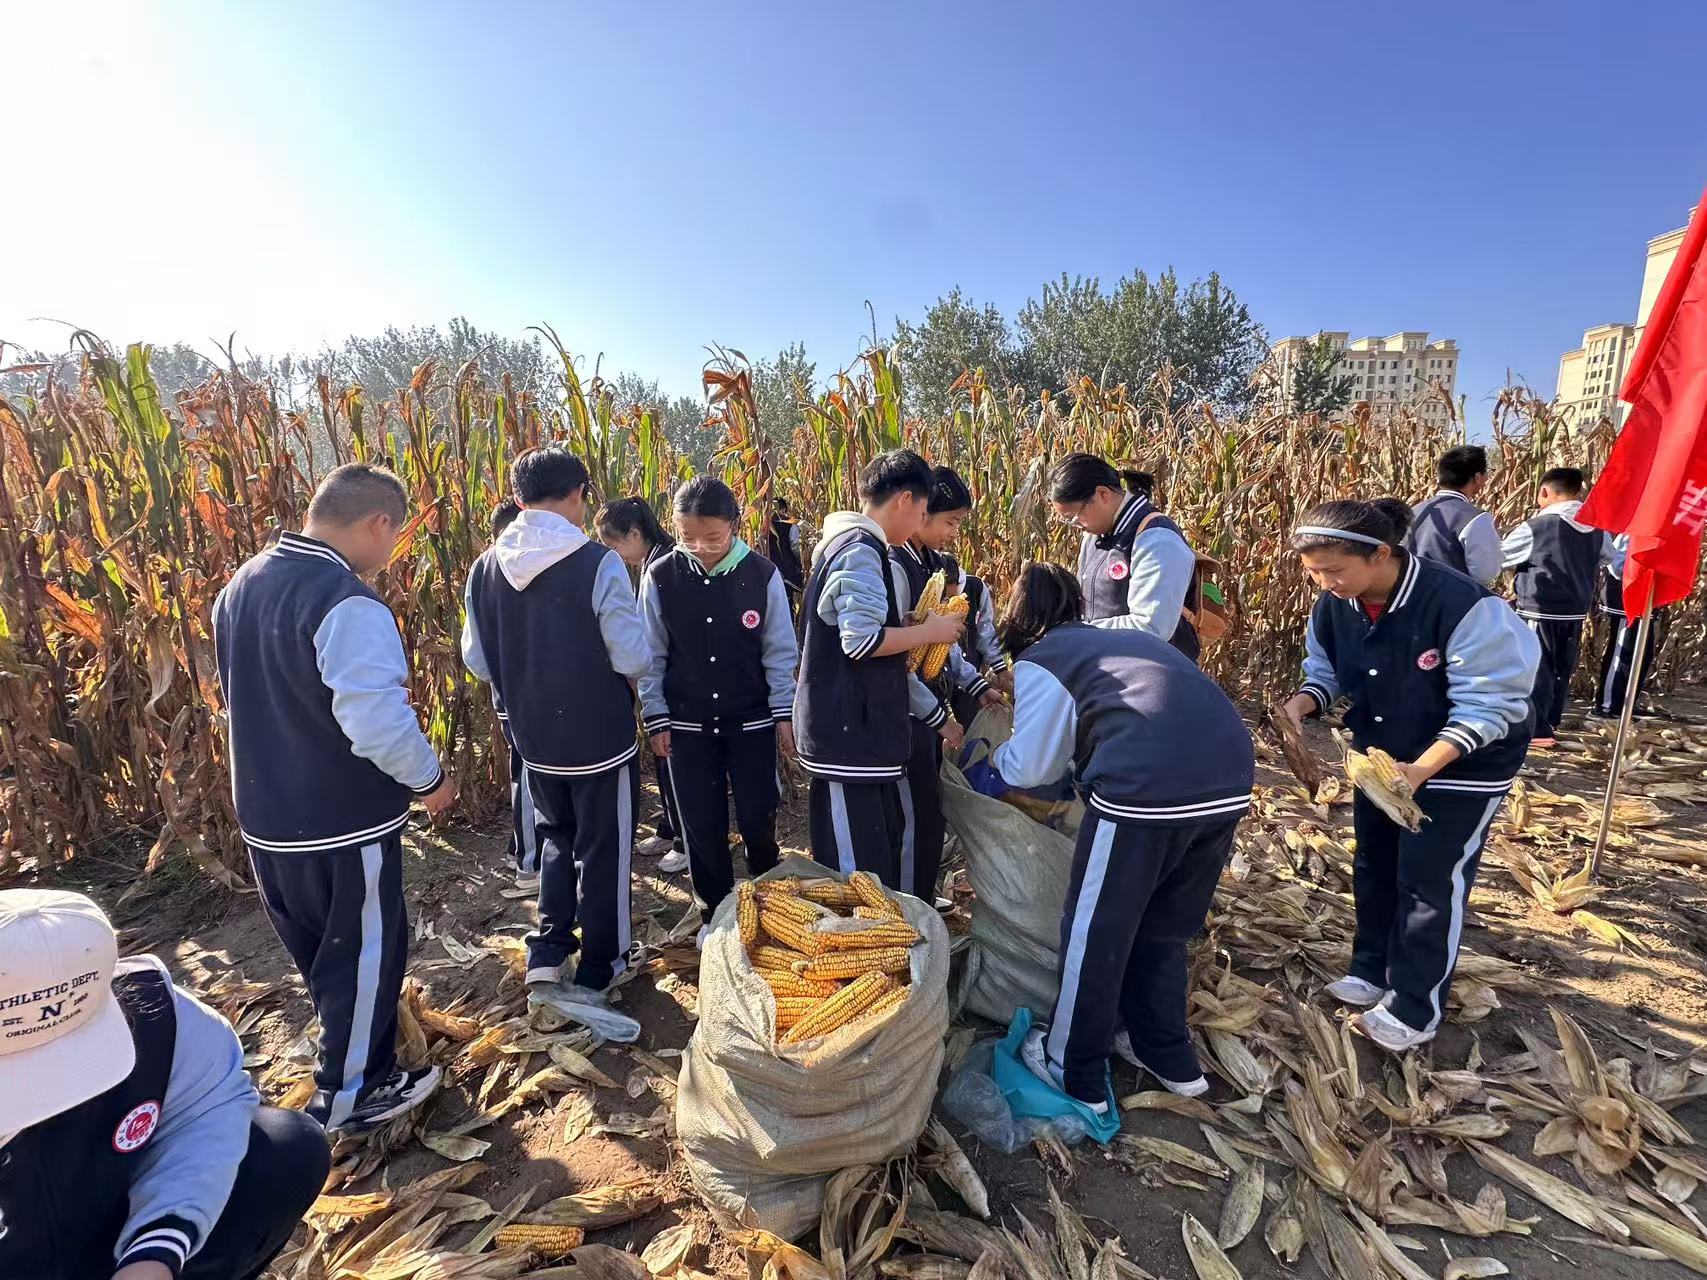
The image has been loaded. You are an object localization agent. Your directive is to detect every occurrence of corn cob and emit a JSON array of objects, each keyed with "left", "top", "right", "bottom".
[
  {"left": 750, "top": 944, "right": 812, "bottom": 973},
  {"left": 916, "top": 570, "right": 946, "bottom": 615},
  {"left": 860, "top": 984, "right": 910, "bottom": 1023},
  {"left": 756, "top": 891, "right": 825, "bottom": 926},
  {"left": 772, "top": 996, "right": 822, "bottom": 1031},
  {"left": 918, "top": 591, "right": 971, "bottom": 680},
  {"left": 782, "top": 972, "right": 894, "bottom": 1043},
  {"left": 815, "top": 918, "right": 922, "bottom": 951},
  {"left": 800, "top": 880, "right": 862, "bottom": 909},
  {"left": 853, "top": 905, "right": 897, "bottom": 922},
  {"left": 495, "top": 1223, "right": 586, "bottom": 1258},
  {"left": 760, "top": 876, "right": 803, "bottom": 896},
  {"left": 849, "top": 871, "right": 903, "bottom": 919},
  {"left": 798, "top": 946, "right": 912, "bottom": 981},
  {"left": 758, "top": 907, "right": 822, "bottom": 956},
  {"left": 1344, "top": 745, "right": 1426, "bottom": 833},
  {"left": 737, "top": 881, "right": 759, "bottom": 947},
  {"left": 759, "top": 968, "right": 843, "bottom": 998}
]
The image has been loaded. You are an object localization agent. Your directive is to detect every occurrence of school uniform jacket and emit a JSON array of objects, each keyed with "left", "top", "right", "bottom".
[
  {"left": 1599, "top": 534, "right": 1632, "bottom": 616},
  {"left": 0, "top": 958, "right": 259, "bottom": 1279},
  {"left": 1076, "top": 493, "right": 1200, "bottom": 654},
  {"left": 1297, "top": 554, "right": 1539, "bottom": 789},
  {"left": 890, "top": 541, "right": 989, "bottom": 729},
  {"left": 638, "top": 542, "right": 797, "bottom": 736},
  {"left": 1500, "top": 499, "right": 1612, "bottom": 622},
  {"left": 212, "top": 532, "right": 444, "bottom": 854},
  {"left": 795, "top": 513, "right": 910, "bottom": 780},
  {"left": 962, "top": 573, "right": 1009, "bottom": 674},
  {"left": 1405, "top": 490, "right": 1501, "bottom": 586},
  {"left": 462, "top": 509, "right": 651, "bottom": 776},
  {"left": 990, "top": 622, "right": 1253, "bottom": 826}
]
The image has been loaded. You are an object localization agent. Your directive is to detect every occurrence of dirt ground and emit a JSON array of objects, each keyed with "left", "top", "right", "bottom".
[{"left": 36, "top": 690, "right": 1707, "bottom": 1280}]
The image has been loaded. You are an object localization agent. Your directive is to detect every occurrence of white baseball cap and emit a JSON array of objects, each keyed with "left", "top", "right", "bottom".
[{"left": 0, "top": 889, "right": 136, "bottom": 1132}]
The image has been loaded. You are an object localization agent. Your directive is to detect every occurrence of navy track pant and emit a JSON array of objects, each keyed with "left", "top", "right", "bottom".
[
  {"left": 900, "top": 718, "right": 946, "bottom": 901},
  {"left": 809, "top": 777, "right": 905, "bottom": 890},
  {"left": 249, "top": 831, "right": 409, "bottom": 1130},
  {"left": 664, "top": 725, "right": 781, "bottom": 922},
  {"left": 504, "top": 730, "right": 539, "bottom": 875},
  {"left": 1596, "top": 611, "right": 1660, "bottom": 717},
  {"left": 1045, "top": 814, "right": 1237, "bottom": 1102},
  {"left": 1527, "top": 617, "right": 1583, "bottom": 739},
  {"left": 1349, "top": 782, "right": 1509, "bottom": 1033},
  {"left": 528, "top": 762, "right": 637, "bottom": 990},
  {"left": 182, "top": 1107, "right": 330, "bottom": 1280}
]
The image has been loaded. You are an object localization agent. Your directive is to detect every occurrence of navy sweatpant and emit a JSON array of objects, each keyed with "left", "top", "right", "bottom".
[
  {"left": 809, "top": 777, "right": 905, "bottom": 890},
  {"left": 505, "top": 732, "right": 539, "bottom": 875},
  {"left": 1045, "top": 814, "right": 1237, "bottom": 1102},
  {"left": 528, "top": 762, "right": 637, "bottom": 990},
  {"left": 1349, "top": 783, "right": 1508, "bottom": 1033},
  {"left": 1527, "top": 618, "right": 1583, "bottom": 739},
  {"left": 1596, "top": 611, "right": 1661, "bottom": 717},
  {"left": 900, "top": 718, "right": 946, "bottom": 901},
  {"left": 665, "top": 726, "right": 782, "bottom": 922},
  {"left": 181, "top": 1107, "right": 330, "bottom": 1280},
  {"left": 249, "top": 831, "right": 409, "bottom": 1130}
]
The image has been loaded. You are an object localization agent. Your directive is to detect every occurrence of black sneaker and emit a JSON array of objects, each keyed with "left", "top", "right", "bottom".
[{"left": 332, "top": 1065, "right": 442, "bottom": 1135}]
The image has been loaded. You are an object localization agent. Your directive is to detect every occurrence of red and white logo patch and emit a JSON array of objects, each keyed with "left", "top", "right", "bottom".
[
  {"left": 1107, "top": 560, "right": 1129, "bottom": 581},
  {"left": 1416, "top": 648, "right": 1442, "bottom": 671},
  {"left": 741, "top": 609, "right": 762, "bottom": 630},
  {"left": 114, "top": 1101, "right": 161, "bottom": 1153}
]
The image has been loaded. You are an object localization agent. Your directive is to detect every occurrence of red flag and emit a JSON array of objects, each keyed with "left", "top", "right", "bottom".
[{"left": 1579, "top": 188, "right": 1707, "bottom": 614}]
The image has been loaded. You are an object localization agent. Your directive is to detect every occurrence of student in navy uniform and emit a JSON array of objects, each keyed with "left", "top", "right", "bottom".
[
  {"left": 1593, "top": 534, "right": 1665, "bottom": 719},
  {"left": 462, "top": 448, "right": 652, "bottom": 1041},
  {"left": 1404, "top": 445, "right": 1502, "bottom": 587},
  {"left": 639, "top": 478, "right": 798, "bottom": 932},
  {"left": 1048, "top": 454, "right": 1202, "bottom": 663},
  {"left": 213, "top": 463, "right": 453, "bottom": 1133},
  {"left": 1500, "top": 467, "right": 1612, "bottom": 748},
  {"left": 1280, "top": 499, "right": 1538, "bottom": 1053},
  {"left": 796, "top": 450, "right": 965, "bottom": 887},
  {"left": 487, "top": 498, "right": 541, "bottom": 893},
  {"left": 939, "top": 553, "right": 1013, "bottom": 728},
  {"left": 962, "top": 563, "right": 1253, "bottom": 1108},
  {"left": 0, "top": 890, "right": 330, "bottom": 1280},
  {"left": 597, "top": 496, "right": 688, "bottom": 875},
  {"left": 767, "top": 496, "right": 806, "bottom": 617}
]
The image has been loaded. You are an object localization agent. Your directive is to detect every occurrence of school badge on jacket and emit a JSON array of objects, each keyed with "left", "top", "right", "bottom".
[
  {"left": 113, "top": 1100, "right": 160, "bottom": 1152},
  {"left": 1107, "top": 559, "right": 1128, "bottom": 581},
  {"left": 1416, "top": 648, "right": 1442, "bottom": 671},
  {"left": 741, "top": 609, "right": 761, "bottom": 629}
]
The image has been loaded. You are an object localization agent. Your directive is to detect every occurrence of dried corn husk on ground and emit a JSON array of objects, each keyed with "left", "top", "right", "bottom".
[{"left": 1267, "top": 704, "right": 1324, "bottom": 799}]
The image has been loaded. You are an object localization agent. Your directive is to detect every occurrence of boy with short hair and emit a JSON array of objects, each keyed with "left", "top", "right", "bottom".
[
  {"left": 795, "top": 449, "right": 964, "bottom": 887},
  {"left": 462, "top": 448, "right": 651, "bottom": 1040},
  {"left": 1502, "top": 467, "right": 1612, "bottom": 747},
  {"left": 1407, "top": 445, "right": 1502, "bottom": 586},
  {"left": 213, "top": 462, "right": 454, "bottom": 1134}
]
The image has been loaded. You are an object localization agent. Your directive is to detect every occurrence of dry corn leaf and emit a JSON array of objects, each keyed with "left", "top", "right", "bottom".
[
  {"left": 923, "top": 1119, "right": 991, "bottom": 1219},
  {"left": 1181, "top": 1212, "right": 1241, "bottom": 1280},
  {"left": 1441, "top": 1260, "right": 1508, "bottom": 1280},
  {"left": 1467, "top": 1140, "right": 1629, "bottom": 1240},
  {"left": 1217, "top": 1162, "right": 1264, "bottom": 1249},
  {"left": 548, "top": 1042, "right": 619, "bottom": 1088},
  {"left": 559, "top": 1093, "right": 597, "bottom": 1144},
  {"left": 528, "top": 1180, "right": 661, "bottom": 1228},
  {"left": 420, "top": 1131, "right": 491, "bottom": 1162},
  {"left": 640, "top": 1223, "right": 698, "bottom": 1274},
  {"left": 1119, "top": 1135, "right": 1229, "bottom": 1180}
]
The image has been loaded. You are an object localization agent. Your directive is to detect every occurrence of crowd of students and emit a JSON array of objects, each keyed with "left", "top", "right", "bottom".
[{"left": 0, "top": 436, "right": 1643, "bottom": 1275}]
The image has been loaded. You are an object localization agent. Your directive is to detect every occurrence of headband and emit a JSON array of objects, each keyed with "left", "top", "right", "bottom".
[{"left": 1293, "top": 525, "right": 1388, "bottom": 548}]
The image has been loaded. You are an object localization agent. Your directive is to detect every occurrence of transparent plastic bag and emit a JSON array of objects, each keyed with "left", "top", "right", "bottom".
[{"left": 940, "top": 1039, "right": 1094, "bottom": 1154}]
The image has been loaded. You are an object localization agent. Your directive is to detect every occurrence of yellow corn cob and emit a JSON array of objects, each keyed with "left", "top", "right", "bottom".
[
  {"left": 800, "top": 880, "right": 862, "bottom": 910},
  {"left": 737, "top": 881, "right": 759, "bottom": 947},
  {"left": 495, "top": 1223, "right": 586, "bottom": 1258},
  {"left": 815, "top": 919, "right": 922, "bottom": 951},
  {"left": 760, "top": 968, "right": 843, "bottom": 998},
  {"left": 916, "top": 570, "right": 946, "bottom": 615},
  {"left": 750, "top": 944, "right": 812, "bottom": 973},
  {"left": 852, "top": 905, "right": 888, "bottom": 921},
  {"left": 848, "top": 871, "right": 903, "bottom": 919},
  {"left": 757, "top": 891, "right": 825, "bottom": 926},
  {"left": 772, "top": 996, "right": 822, "bottom": 1031},
  {"left": 1345, "top": 745, "right": 1426, "bottom": 833},
  {"left": 798, "top": 946, "right": 912, "bottom": 982},
  {"left": 782, "top": 972, "right": 894, "bottom": 1043},
  {"left": 758, "top": 907, "right": 822, "bottom": 956},
  {"left": 919, "top": 591, "right": 971, "bottom": 680},
  {"left": 861, "top": 984, "right": 911, "bottom": 1023},
  {"left": 760, "top": 876, "right": 803, "bottom": 896}
]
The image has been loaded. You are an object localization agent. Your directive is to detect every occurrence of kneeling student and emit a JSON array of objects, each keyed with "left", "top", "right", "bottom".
[
  {"left": 0, "top": 890, "right": 330, "bottom": 1280},
  {"left": 639, "top": 478, "right": 798, "bottom": 933},
  {"left": 965, "top": 563, "right": 1254, "bottom": 1108}
]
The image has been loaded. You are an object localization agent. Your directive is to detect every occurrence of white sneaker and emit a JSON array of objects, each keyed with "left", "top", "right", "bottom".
[
  {"left": 1112, "top": 1031, "right": 1209, "bottom": 1098},
  {"left": 658, "top": 848, "right": 689, "bottom": 874},
  {"left": 933, "top": 896, "right": 954, "bottom": 913},
  {"left": 330, "top": 1065, "right": 443, "bottom": 1135},
  {"left": 527, "top": 978, "right": 642, "bottom": 1042},
  {"left": 636, "top": 835, "right": 672, "bottom": 857},
  {"left": 1022, "top": 1026, "right": 1064, "bottom": 1089},
  {"left": 1326, "top": 975, "right": 1387, "bottom": 1008},
  {"left": 1352, "top": 1005, "right": 1435, "bottom": 1053},
  {"left": 514, "top": 869, "right": 541, "bottom": 893},
  {"left": 524, "top": 962, "right": 567, "bottom": 987}
]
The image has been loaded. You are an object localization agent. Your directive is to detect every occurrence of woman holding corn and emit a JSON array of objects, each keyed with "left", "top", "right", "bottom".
[
  {"left": 963, "top": 562, "right": 1253, "bottom": 1109},
  {"left": 638, "top": 478, "right": 798, "bottom": 937},
  {"left": 1279, "top": 500, "right": 1538, "bottom": 1053}
]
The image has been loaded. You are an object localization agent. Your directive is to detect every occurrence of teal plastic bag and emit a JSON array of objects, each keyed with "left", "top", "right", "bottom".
[{"left": 989, "top": 1008, "right": 1121, "bottom": 1145}]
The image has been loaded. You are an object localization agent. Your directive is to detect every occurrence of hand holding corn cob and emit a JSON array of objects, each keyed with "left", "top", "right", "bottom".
[
  {"left": 907, "top": 571, "right": 971, "bottom": 679},
  {"left": 1342, "top": 740, "right": 1428, "bottom": 832}
]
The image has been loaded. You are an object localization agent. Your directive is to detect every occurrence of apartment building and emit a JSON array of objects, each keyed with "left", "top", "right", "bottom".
[{"left": 1265, "top": 330, "right": 1459, "bottom": 425}]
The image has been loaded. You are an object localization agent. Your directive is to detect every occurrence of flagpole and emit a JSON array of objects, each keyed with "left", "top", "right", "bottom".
[{"left": 1587, "top": 579, "right": 1658, "bottom": 878}]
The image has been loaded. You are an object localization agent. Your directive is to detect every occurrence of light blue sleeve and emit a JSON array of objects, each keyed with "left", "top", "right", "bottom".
[
  {"left": 816, "top": 541, "right": 888, "bottom": 659},
  {"left": 1436, "top": 596, "right": 1542, "bottom": 755},
  {"left": 990, "top": 661, "right": 1076, "bottom": 788},
  {"left": 1093, "top": 526, "right": 1195, "bottom": 639},
  {"left": 762, "top": 570, "right": 798, "bottom": 720},
  {"left": 1459, "top": 512, "right": 1504, "bottom": 587},
  {"left": 116, "top": 974, "right": 265, "bottom": 1274},
  {"left": 460, "top": 575, "right": 490, "bottom": 683},
  {"left": 637, "top": 569, "right": 671, "bottom": 733},
  {"left": 974, "top": 585, "right": 1007, "bottom": 672},
  {"left": 1607, "top": 533, "right": 1629, "bottom": 579},
  {"left": 592, "top": 552, "right": 653, "bottom": 679},
  {"left": 1297, "top": 603, "right": 1341, "bottom": 713},
  {"left": 1500, "top": 521, "right": 1534, "bottom": 570},
  {"left": 315, "top": 596, "right": 443, "bottom": 793}
]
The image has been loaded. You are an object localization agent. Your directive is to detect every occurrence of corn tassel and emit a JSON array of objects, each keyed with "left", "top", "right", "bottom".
[
  {"left": 815, "top": 919, "right": 922, "bottom": 951},
  {"left": 495, "top": 1223, "right": 586, "bottom": 1257},
  {"left": 849, "top": 871, "right": 903, "bottom": 919},
  {"left": 782, "top": 972, "right": 895, "bottom": 1043},
  {"left": 760, "top": 968, "right": 843, "bottom": 998},
  {"left": 737, "top": 881, "right": 759, "bottom": 948},
  {"left": 798, "top": 946, "right": 912, "bottom": 981}
]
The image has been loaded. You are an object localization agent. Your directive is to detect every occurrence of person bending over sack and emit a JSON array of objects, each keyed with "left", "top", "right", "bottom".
[
  {"left": 0, "top": 890, "right": 329, "bottom": 1280},
  {"left": 963, "top": 562, "right": 1254, "bottom": 1109}
]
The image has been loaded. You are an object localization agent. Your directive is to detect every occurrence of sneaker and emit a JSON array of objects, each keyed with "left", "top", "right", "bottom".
[
  {"left": 332, "top": 1065, "right": 442, "bottom": 1135},
  {"left": 933, "top": 896, "right": 954, "bottom": 913},
  {"left": 1326, "top": 975, "right": 1387, "bottom": 1008},
  {"left": 514, "top": 869, "right": 541, "bottom": 894},
  {"left": 525, "top": 961, "right": 569, "bottom": 987},
  {"left": 657, "top": 848, "right": 689, "bottom": 874},
  {"left": 1112, "top": 1031, "right": 1210, "bottom": 1098},
  {"left": 1530, "top": 737, "right": 1558, "bottom": 751},
  {"left": 1021, "top": 1026, "right": 1064, "bottom": 1089},
  {"left": 1352, "top": 1005, "right": 1436, "bottom": 1054},
  {"left": 636, "top": 835, "right": 673, "bottom": 857},
  {"left": 527, "top": 979, "right": 642, "bottom": 1042}
]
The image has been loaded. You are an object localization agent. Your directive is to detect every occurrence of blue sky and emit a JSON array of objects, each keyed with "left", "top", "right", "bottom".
[{"left": 6, "top": 1, "right": 1705, "bottom": 417}]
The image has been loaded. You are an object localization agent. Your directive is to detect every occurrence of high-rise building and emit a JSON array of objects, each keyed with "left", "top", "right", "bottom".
[{"left": 1263, "top": 330, "right": 1459, "bottom": 425}]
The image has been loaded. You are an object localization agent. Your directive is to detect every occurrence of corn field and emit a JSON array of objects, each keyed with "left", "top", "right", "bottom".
[{"left": 0, "top": 333, "right": 1696, "bottom": 881}]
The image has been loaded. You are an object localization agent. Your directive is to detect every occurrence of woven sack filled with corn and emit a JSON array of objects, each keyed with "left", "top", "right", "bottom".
[{"left": 675, "top": 855, "right": 949, "bottom": 1240}]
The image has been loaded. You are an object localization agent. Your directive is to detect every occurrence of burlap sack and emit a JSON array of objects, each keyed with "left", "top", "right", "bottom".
[
  {"left": 675, "top": 857, "right": 949, "bottom": 1241},
  {"left": 940, "top": 707, "right": 1077, "bottom": 1025}
]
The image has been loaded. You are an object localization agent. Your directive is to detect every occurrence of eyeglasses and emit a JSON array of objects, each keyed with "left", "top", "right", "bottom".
[{"left": 1053, "top": 501, "right": 1091, "bottom": 528}]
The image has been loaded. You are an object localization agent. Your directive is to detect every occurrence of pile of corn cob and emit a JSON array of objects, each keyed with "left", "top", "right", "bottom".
[
  {"left": 906, "top": 570, "right": 970, "bottom": 680},
  {"left": 737, "top": 872, "right": 922, "bottom": 1046}
]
